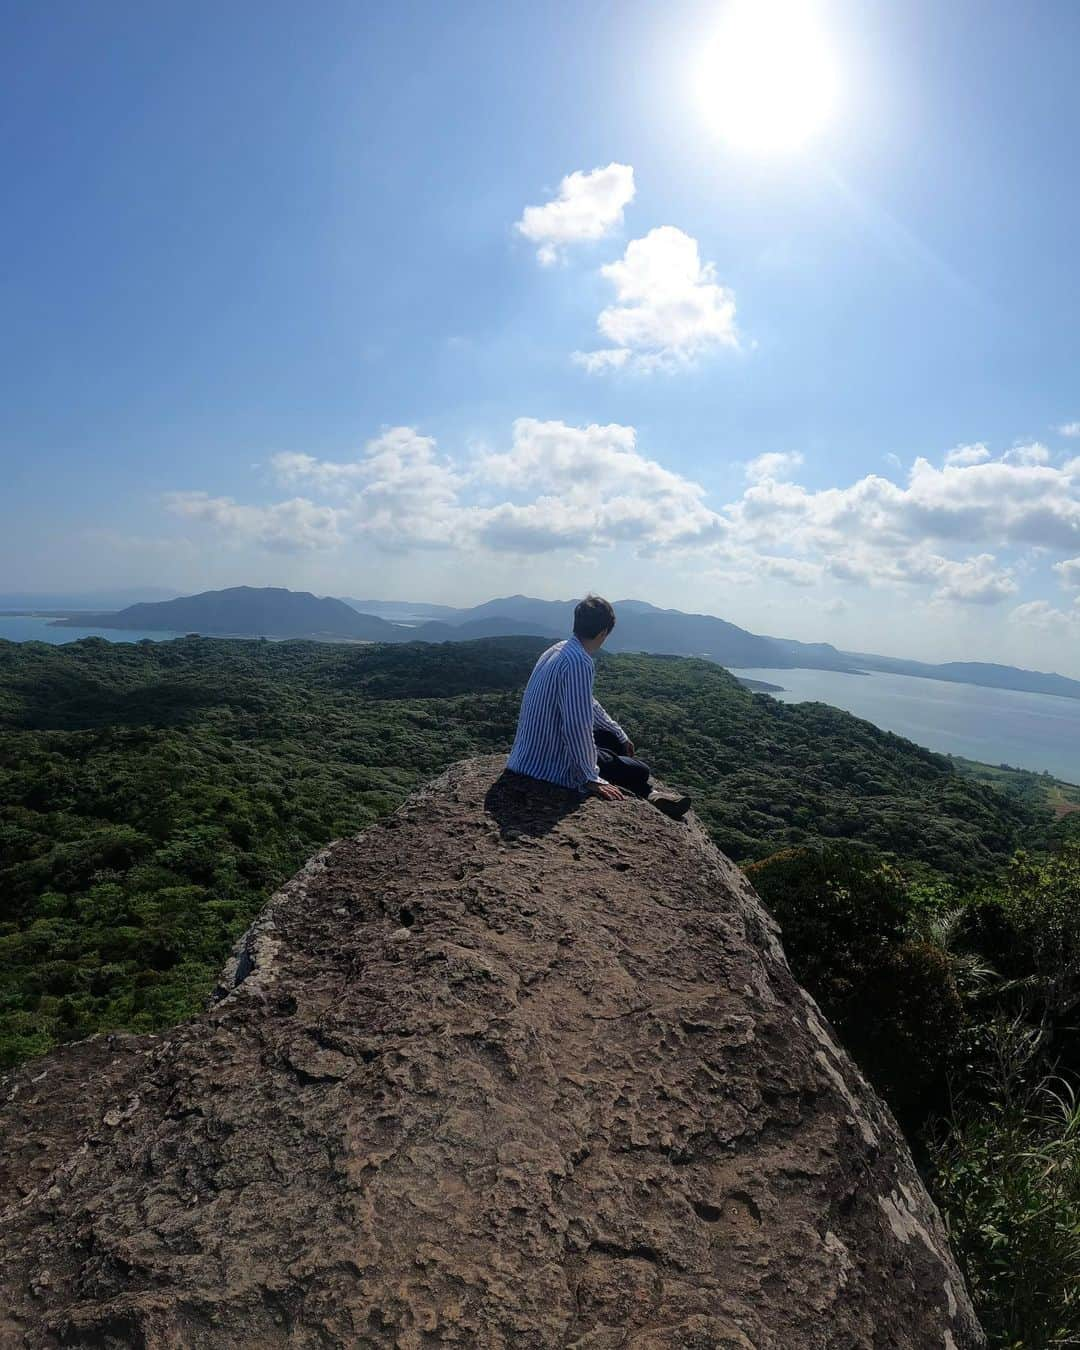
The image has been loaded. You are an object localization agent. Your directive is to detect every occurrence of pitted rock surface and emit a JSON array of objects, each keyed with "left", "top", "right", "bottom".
[{"left": 0, "top": 756, "right": 983, "bottom": 1348}]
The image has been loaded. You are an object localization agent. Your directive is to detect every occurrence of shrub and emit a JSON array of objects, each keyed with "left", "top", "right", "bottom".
[
  {"left": 932, "top": 1068, "right": 1080, "bottom": 1349},
  {"left": 745, "top": 845, "right": 963, "bottom": 1119}
]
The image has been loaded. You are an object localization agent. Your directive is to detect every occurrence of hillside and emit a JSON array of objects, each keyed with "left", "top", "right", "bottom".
[
  {"left": 0, "top": 634, "right": 1038, "bottom": 1068},
  {"left": 0, "top": 759, "right": 983, "bottom": 1348}
]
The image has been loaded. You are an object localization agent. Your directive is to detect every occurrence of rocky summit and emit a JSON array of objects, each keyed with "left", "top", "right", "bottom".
[{"left": 0, "top": 757, "right": 983, "bottom": 1348}]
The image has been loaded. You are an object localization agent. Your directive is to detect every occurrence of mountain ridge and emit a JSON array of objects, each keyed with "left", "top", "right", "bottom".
[{"left": 46, "top": 584, "right": 1080, "bottom": 699}]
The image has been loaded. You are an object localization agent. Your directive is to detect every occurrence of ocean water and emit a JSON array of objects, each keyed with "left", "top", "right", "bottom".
[
  {"left": 0, "top": 615, "right": 183, "bottom": 644},
  {"left": 735, "top": 666, "right": 1080, "bottom": 784}
]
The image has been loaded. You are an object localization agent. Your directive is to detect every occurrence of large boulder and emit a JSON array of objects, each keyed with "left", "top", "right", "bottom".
[{"left": 0, "top": 758, "right": 982, "bottom": 1348}]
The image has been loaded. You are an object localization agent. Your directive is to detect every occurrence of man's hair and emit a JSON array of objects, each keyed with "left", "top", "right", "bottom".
[{"left": 573, "top": 594, "right": 615, "bottom": 640}]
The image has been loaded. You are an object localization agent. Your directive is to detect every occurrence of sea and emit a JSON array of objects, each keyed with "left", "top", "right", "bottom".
[
  {"left": 3, "top": 615, "right": 1078, "bottom": 784},
  {"left": 735, "top": 666, "right": 1080, "bottom": 785},
  {"left": 0, "top": 615, "right": 183, "bottom": 645}
]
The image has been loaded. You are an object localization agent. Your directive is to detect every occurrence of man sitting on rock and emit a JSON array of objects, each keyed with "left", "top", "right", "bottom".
[{"left": 506, "top": 594, "right": 692, "bottom": 820}]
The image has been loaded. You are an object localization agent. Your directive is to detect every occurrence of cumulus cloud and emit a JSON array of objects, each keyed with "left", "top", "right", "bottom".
[
  {"left": 475, "top": 418, "right": 728, "bottom": 553},
  {"left": 745, "top": 451, "right": 804, "bottom": 483},
  {"left": 821, "top": 546, "right": 1017, "bottom": 605},
  {"left": 753, "top": 555, "right": 822, "bottom": 586},
  {"left": 1057, "top": 421, "right": 1080, "bottom": 438},
  {"left": 1054, "top": 556, "right": 1080, "bottom": 590},
  {"left": 574, "top": 227, "right": 738, "bottom": 373},
  {"left": 731, "top": 455, "right": 1080, "bottom": 556},
  {"left": 571, "top": 348, "right": 631, "bottom": 374},
  {"left": 272, "top": 428, "right": 464, "bottom": 549},
  {"left": 944, "top": 443, "right": 990, "bottom": 467},
  {"left": 515, "top": 163, "right": 635, "bottom": 265},
  {"left": 163, "top": 429, "right": 1080, "bottom": 612},
  {"left": 164, "top": 493, "right": 345, "bottom": 553},
  {"left": 171, "top": 420, "right": 729, "bottom": 561},
  {"left": 1010, "top": 599, "right": 1080, "bottom": 632},
  {"left": 1002, "top": 442, "right": 1051, "bottom": 466},
  {"left": 927, "top": 553, "right": 1019, "bottom": 605}
]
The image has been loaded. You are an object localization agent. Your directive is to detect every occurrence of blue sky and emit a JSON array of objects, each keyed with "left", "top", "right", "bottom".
[{"left": 3, "top": 0, "right": 1080, "bottom": 672}]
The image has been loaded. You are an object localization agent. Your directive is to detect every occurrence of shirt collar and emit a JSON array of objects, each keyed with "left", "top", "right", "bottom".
[{"left": 568, "top": 634, "right": 594, "bottom": 661}]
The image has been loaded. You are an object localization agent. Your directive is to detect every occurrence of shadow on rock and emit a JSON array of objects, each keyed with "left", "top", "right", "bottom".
[{"left": 483, "top": 768, "right": 584, "bottom": 839}]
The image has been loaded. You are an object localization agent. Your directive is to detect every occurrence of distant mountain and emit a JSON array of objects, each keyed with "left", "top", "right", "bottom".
[
  {"left": 50, "top": 587, "right": 406, "bottom": 641},
  {"left": 45, "top": 587, "right": 1080, "bottom": 700},
  {"left": 416, "top": 597, "right": 1079, "bottom": 696},
  {"left": 443, "top": 594, "right": 573, "bottom": 629},
  {"left": 343, "top": 599, "right": 464, "bottom": 623},
  {"left": 840, "top": 653, "right": 1080, "bottom": 701},
  {"left": 413, "top": 615, "right": 564, "bottom": 642},
  {"left": 409, "top": 595, "right": 850, "bottom": 670}
]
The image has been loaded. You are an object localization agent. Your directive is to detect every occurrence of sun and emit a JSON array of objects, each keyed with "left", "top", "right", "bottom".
[{"left": 694, "top": 0, "right": 840, "bottom": 155}]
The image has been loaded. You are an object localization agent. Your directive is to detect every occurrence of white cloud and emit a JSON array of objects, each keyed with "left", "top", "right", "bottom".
[
  {"left": 928, "top": 553, "right": 1018, "bottom": 605},
  {"left": 754, "top": 555, "right": 822, "bottom": 587},
  {"left": 1054, "top": 556, "right": 1080, "bottom": 590},
  {"left": 164, "top": 493, "right": 345, "bottom": 553},
  {"left": 1057, "top": 421, "right": 1080, "bottom": 438},
  {"left": 162, "top": 428, "right": 1080, "bottom": 613},
  {"left": 515, "top": 163, "right": 635, "bottom": 265},
  {"left": 822, "top": 546, "right": 1017, "bottom": 605},
  {"left": 272, "top": 428, "right": 464, "bottom": 549},
  {"left": 1010, "top": 600, "right": 1080, "bottom": 633},
  {"left": 575, "top": 226, "right": 738, "bottom": 373},
  {"left": 731, "top": 455, "right": 1080, "bottom": 556},
  {"left": 1002, "top": 441, "right": 1051, "bottom": 466},
  {"left": 176, "top": 420, "right": 730, "bottom": 561},
  {"left": 944, "top": 443, "right": 990, "bottom": 467},
  {"left": 474, "top": 419, "right": 729, "bottom": 553},
  {"left": 571, "top": 348, "right": 631, "bottom": 374},
  {"left": 745, "top": 451, "right": 804, "bottom": 483}
]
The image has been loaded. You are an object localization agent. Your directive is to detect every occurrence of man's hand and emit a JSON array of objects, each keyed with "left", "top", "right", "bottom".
[
  {"left": 589, "top": 781, "right": 625, "bottom": 801},
  {"left": 621, "top": 738, "right": 635, "bottom": 756}
]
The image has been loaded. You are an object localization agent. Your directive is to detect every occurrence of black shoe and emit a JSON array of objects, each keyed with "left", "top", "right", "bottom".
[{"left": 647, "top": 788, "right": 691, "bottom": 820}]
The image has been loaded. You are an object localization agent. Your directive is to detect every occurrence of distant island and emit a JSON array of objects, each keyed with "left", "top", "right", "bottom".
[
  {"left": 43, "top": 584, "right": 1080, "bottom": 702},
  {"left": 49, "top": 587, "right": 403, "bottom": 642}
]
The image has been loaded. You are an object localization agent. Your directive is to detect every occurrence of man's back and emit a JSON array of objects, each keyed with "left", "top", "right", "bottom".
[
  {"left": 505, "top": 595, "right": 691, "bottom": 819},
  {"left": 507, "top": 638, "right": 599, "bottom": 790}
]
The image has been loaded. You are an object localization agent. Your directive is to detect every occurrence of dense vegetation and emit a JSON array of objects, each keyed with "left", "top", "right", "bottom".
[
  {"left": 952, "top": 754, "right": 1080, "bottom": 831},
  {"left": 0, "top": 633, "right": 1036, "bottom": 1062},
  {"left": 747, "top": 842, "right": 1080, "bottom": 1348},
  {"left": 1, "top": 632, "right": 1076, "bottom": 1346}
]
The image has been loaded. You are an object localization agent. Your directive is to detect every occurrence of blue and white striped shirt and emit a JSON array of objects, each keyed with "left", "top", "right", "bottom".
[{"left": 506, "top": 636, "right": 628, "bottom": 791}]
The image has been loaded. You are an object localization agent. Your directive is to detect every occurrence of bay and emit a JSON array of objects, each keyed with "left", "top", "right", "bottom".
[
  {"left": 735, "top": 666, "right": 1080, "bottom": 784},
  {"left": 0, "top": 615, "right": 183, "bottom": 645}
]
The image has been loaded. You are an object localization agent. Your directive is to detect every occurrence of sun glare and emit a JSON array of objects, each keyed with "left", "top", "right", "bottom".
[{"left": 695, "top": 0, "right": 839, "bottom": 154}]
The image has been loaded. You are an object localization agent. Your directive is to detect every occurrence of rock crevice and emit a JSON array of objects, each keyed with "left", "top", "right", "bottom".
[{"left": 0, "top": 757, "right": 983, "bottom": 1348}]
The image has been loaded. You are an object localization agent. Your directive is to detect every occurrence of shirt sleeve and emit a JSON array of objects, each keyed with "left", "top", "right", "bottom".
[
  {"left": 558, "top": 659, "right": 603, "bottom": 788},
  {"left": 592, "top": 696, "right": 627, "bottom": 744}
]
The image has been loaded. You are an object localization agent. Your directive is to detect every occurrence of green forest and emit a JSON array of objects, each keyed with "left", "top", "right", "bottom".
[{"left": 2, "top": 633, "right": 1079, "bottom": 1347}]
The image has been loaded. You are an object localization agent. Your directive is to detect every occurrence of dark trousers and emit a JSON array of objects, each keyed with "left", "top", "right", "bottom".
[{"left": 595, "top": 727, "right": 652, "bottom": 797}]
